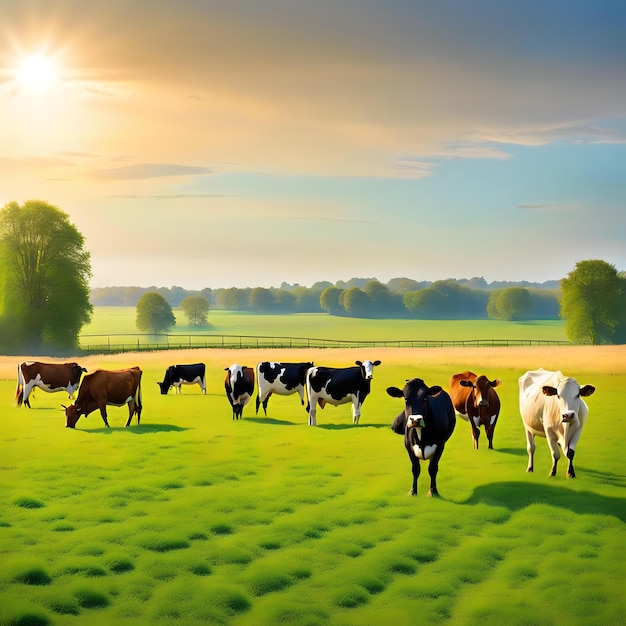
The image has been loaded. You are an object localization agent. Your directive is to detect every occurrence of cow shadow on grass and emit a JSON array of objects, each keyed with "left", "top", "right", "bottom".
[
  {"left": 83, "top": 424, "right": 190, "bottom": 435},
  {"left": 245, "top": 417, "right": 298, "bottom": 426},
  {"left": 317, "top": 423, "right": 391, "bottom": 430},
  {"left": 463, "top": 481, "right": 625, "bottom": 523}
]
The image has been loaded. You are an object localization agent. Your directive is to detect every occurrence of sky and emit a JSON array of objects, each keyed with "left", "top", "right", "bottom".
[{"left": 0, "top": 0, "right": 625, "bottom": 290}]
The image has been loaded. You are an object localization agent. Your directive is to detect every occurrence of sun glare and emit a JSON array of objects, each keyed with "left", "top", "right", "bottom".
[{"left": 17, "top": 53, "right": 59, "bottom": 94}]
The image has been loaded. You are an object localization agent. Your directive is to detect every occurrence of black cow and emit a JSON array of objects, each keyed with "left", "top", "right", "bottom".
[
  {"left": 255, "top": 361, "right": 313, "bottom": 415},
  {"left": 224, "top": 364, "right": 255, "bottom": 420},
  {"left": 387, "top": 378, "right": 456, "bottom": 497},
  {"left": 305, "top": 360, "right": 381, "bottom": 425},
  {"left": 157, "top": 363, "right": 206, "bottom": 395}
]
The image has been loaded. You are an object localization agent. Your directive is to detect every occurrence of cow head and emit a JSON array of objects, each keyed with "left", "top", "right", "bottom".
[
  {"left": 460, "top": 375, "right": 501, "bottom": 408},
  {"left": 63, "top": 404, "right": 82, "bottom": 428},
  {"left": 542, "top": 378, "right": 595, "bottom": 423},
  {"left": 356, "top": 360, "right": 381, "bottom": 380},
  {"left": 387, "top": 378, "right": 443, "bottom": 427}
]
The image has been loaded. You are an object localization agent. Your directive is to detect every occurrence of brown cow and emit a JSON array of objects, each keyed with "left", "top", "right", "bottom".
[
  {"left": 16, "top": 361, "right": 87, "bottom": 408},
  {"left": 64, "top": 367, "right": 142, "bottom": 428},
  {"left": 449, "top": 370, "right": 501, "bottom": 449}
]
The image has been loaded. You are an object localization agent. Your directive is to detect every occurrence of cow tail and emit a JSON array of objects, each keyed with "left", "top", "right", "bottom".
[{"left": 15, "top": 364, "right": 24, "bottom": 407}]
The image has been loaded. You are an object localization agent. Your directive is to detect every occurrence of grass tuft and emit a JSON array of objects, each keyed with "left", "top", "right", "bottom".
[
  {"left": 108, "top": 557, "right": 135, "bottom": 574},
  {"left": 9, "top": 565, "right": 52, "bottom": 586},
  {"left": 211, "top": 522, "right": 233, "bottom": 535},
  {"left": 333, "top": 585, "right": 370, "bottom": 608},
  {"left": 14, "top": 497, "right": 44, "bottom": 509},
  {"left": 73, "top": 587, "right": 110, "bottom": 609},
  {"left": 138, "top": 534, "right": 191, "bottom": 552}
]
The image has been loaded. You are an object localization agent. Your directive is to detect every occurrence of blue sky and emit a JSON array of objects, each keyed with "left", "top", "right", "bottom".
[{"left": 1, "top": 0, "right": 624, "bottom": 288}]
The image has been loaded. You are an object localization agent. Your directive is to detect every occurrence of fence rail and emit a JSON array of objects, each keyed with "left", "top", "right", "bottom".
[{"left": 78, "top": 334, "right": 571, "bottom": 355}]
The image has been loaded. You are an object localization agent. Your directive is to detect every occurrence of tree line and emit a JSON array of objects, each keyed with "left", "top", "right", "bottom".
[
  {"left": 92, "top": 279, "right": 562, "bottom": 320},
  {"left": 1, "top": 200, "right": 625, "bottom": 353}
]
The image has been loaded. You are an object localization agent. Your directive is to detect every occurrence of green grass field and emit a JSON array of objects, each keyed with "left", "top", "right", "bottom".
[
  {"left": 1, "top": 327, "right": 624, "bottom": 624},
  {"left": 80, "top": 307, "right": 568, "bottom": 346}
]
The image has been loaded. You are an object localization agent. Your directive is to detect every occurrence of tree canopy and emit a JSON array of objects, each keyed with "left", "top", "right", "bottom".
[
  {"left": 136, "top": 292, "right": 176, "bottom": 334},
  {"left": 0, "top": 200, "right": 92, "bottom": 353},
  {"left": 560, "top": 259, "right": 625, "bottom": 344},
  {"left": 180, "top": 295, "right": 210, "bottom": 326}
]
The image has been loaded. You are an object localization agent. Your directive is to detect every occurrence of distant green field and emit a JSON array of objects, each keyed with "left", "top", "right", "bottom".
[
  {"left": 1, "top": 346, "right": 624, "bottom": 625},
  {"left": 80, "top": 307, "right": 568, "bottom": 348}
]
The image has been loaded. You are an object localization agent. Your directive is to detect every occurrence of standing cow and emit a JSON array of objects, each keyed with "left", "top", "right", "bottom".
[
  {"left": 16, "top": 361, "right": 87, "bottom": 408},
  {"left": 449, "top": 371, "right": 501, "bottom": 449},
  {"left": 224, "top": 364, "right": 255, "bottom": 420},
  {"left": 305, "top": 359, "right": 381, "bottom": 426},
  {"left": 387, "top": 378, "right": 456, "bottom": 497},
  {"left": 519, "top": 369, "right": 595, "bottom": 478},
  {"left": 157, "top": 363, "right": 206, "bottom": 395},
  {"left": 64, "top": 367, "right": 143, "bottom": 429},
  {"left": 255, "top": 361, "right": 313, "bottom": 415}
]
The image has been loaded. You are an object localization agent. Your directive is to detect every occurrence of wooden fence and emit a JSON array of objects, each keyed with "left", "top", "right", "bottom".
[{"left": 78, "top": 334, "right": 571, "bottom": 355}]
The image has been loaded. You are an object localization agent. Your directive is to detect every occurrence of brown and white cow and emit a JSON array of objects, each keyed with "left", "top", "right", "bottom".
[
  {"left": 224, "top": 364, "right": 255, "bottom": 420},
  {"left": 519, "top": 369, "right": 595, "bottom": 478},
  {"left": 16, "top": 361, "right": 87, "bottom": 408},
  {"left": 64, "top": 367, "right": 143, "bottom": 428},
  {"left": 449, "top": 370, "right": 501, "bottom": 449}
]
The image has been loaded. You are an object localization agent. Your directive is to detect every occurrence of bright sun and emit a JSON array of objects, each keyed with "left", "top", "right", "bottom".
[{"left": 17, "top": 53, "right": 59, "bottom": 94}]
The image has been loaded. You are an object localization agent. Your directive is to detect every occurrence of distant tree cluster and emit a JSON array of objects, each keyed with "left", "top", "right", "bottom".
[{"left": 95, "top": 277, "right": 562, "bottom": 322}]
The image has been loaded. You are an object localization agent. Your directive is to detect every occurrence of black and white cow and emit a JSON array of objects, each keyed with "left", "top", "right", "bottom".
[
  {"left": 255, "top": 361, "right": 314, "bottom": 415},
  {"left": 224, "top": 364, "right": 255, "bottom": 420},
  {"left": 388, "top": 378, "right": 456, "bottom": 497},
  {"left": 157, "top": 363, "right": 206, "bottom": 395},
  {"left": 305, "top": 360, "right": 381, "bottom": 426}
]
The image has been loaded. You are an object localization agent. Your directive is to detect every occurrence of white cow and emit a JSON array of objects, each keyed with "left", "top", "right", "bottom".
[{"left": 519, "top": 369, "right": 595, "bottom": 478}]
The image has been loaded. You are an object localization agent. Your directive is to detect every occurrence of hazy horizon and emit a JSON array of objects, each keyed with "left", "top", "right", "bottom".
[{"left": 1, "top": 1, "right": 624, "bottom": 289}]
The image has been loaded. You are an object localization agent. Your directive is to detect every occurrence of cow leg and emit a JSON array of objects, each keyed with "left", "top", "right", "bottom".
[
  {"left": 471, "top": 422, "right": 480, "bottom": 449},
  {"left": 352, "top": 402, "right": 360, "bottom": 425},
  {"left": 125, "top": 400, "right": 137, "bottom": 427},
  {"left": 99, "top": 406, "right": 110, "bottom": 428},
  {"left": 525, "top": 429, "right": 535, "bottom": 473},
  {"left": 409, "top": 454, "right": 420, "bottom": 496},
  {"left": 566, "top": 448, "right": 576, "bottom": 478},
  {"left": 308, "top": 401, "right": 317, "bottom": 426},
  {"left": 262, "top": 393, "right": 271, "bottom": 416},
  {"left": 546, "top": 431, "right": 561, "bottom": 476},
  {"left": 427, "top": 447, "right": 445, "bottom": 497},
  {"left": 486, "top": 422, "right": 496, "bottom": 450}
]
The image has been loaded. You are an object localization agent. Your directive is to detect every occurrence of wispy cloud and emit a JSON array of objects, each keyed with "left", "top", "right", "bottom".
[
  {"left": 88, "top": 163, "right": 213, "bottom": 181},
  {"left": 517, "top": 203, "right": 565, "bottom": 210}
]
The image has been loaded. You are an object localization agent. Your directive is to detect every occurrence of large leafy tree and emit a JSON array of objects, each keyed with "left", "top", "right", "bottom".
[
  {"left": 561, "top": 259, "right": 623, "bottom": 344},
  {"left": 180, "top": 295, "right": 210, "bottom": 326},
  {"left": 136, "top": 292, "right": 176, "bottom": 334},
  {"left": 0, "top": 200, "right": 92, "bottom": 352}
]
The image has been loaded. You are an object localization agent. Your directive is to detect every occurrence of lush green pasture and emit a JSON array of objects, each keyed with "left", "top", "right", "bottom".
[
  {"left": 1, "top": 346, "right": 624, "bottom": 626},
  {"left": 80, "top": 306, "right": 568, "bottom": 345}
]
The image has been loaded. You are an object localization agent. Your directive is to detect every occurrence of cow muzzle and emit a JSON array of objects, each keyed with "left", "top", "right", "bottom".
[
  {"left": 407, "top": 415, "right": 425, "bottom": 428},
  {"left": 562, "top": 411, "right": 575, "bottom": 423}
]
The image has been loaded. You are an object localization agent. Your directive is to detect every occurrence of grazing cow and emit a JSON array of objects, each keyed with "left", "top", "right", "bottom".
[
  {"left": 305, "top": 360, "right": 381, "bottom": 426},
  {"left": 224, "top": 364, "right": 255, "bottom": 420},
  {"left": 255, "top": 361, "right": 313, "bottom": 415},
  {"left": 157, "top": 363, "right": 206, "bottom": 395},
  {"left": 519, "top": 369, "right": 595, "bottom": 478},
  {"left": 64, "top": 367, "right": 143, "bottom": 429},
  {"left": 16, "top": 361, "right": 87, "bottom": 408},
  {"left": 449, "top": 371, "right": 502, "bottom": 449},
  {"left": 388, "top": 378, "right": 456, "bottom": 497}
]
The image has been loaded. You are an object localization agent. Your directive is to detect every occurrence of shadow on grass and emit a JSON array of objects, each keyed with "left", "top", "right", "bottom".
[
  {"left": 245, "top": 417, "right": 298, "bottom": 426},
  {"left": 493, "top": 447, "right": 528, "bottom": 458},
  {"left": 464, "top": 481, "right": 625, "bottom": 522},
  {"left": 317, "top": 423, "right": 391, "bottom": 430},
  {"left": 82, "top": 424, "right": 190, "bottom": 435}
]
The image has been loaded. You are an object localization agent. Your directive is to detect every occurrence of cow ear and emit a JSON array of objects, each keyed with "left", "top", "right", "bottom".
[
  {"left": 61, "top": 404, "right": 67, "bottom": 410},
  {"left": 580, "top": 385, "right": 595, "bottom": 397},
  {"left": 224, "top": 367, "right": 229, "bottom": 371},
  {"left": 355, "top": 360, "right": 362, "bottom": 366},
  {"left": 386, "top": 386, "right": 404, "bottom": 398},
  {"left": 373, "top": 360, "right": 381, "bottom": 366},
  {"left": 459, "top": 380, "right": 473, "bottom": 388},
  {"left": 491, "top": 379, "right": 502, "bottom": 387},
  {"left": 428, "top": 385, "right": 443, "bottom": 396},
  {"left": 542, "top": 386, "right": 558, "bottom": 396}
]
